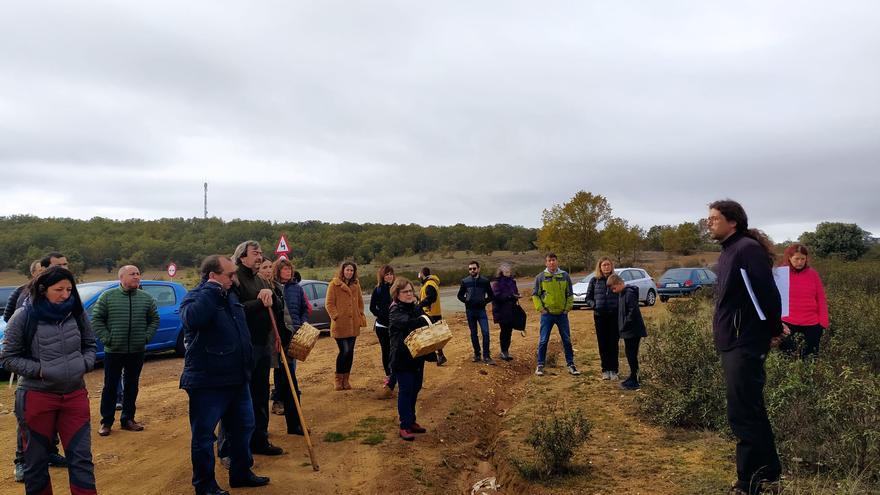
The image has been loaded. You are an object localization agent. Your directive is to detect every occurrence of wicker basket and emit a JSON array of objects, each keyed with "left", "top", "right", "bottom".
[
  {"left": 405, "top": 316, "right": 453, "bottom": 358},
  {"left": 286, "top": 322, "right": 321, "bottom": 362}
]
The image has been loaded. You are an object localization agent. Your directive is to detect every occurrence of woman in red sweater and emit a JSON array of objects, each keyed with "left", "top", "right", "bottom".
[{"left": 780, "top": 244, "right": 829, "bottom": 357}]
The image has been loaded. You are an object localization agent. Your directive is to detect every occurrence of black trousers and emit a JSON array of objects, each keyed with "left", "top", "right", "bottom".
[
  {"left": 623, "top": 336, "right": 641, "bottom": 380},
  {"left": 249, "top": 354, "right": 272, "bottom": 449},
  {"left": 335, "top": 336, "right": 357, "bottom": 374},
  {"left": 498, "top": 323, "right": 514, "bottom": 354},
  {"left": 721, "top": 346, "right": 782, "bottom": 492},
  {"left": 274, "top": 367, "right": 302, "bottom": 434},
  {"left": 100, "top": 352, "right": 145, "bottom": 426},
  {"left": 594, "top": 312, "right": 619, "bottom": 373},
  {"left": 779, "top": 323, "right": 823, "bottom": 358},
  {"left": 374, "top": 325, "right": 392, "bottom": 376}
]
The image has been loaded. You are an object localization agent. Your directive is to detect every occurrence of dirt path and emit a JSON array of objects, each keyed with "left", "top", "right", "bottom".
[{"left": 0, "top": 305, "right": 731, "bottom": 495}]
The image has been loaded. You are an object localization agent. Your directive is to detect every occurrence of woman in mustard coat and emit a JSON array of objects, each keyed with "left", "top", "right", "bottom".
[{"left": 326, "top": 261, "right": 367, "bottom": 390}]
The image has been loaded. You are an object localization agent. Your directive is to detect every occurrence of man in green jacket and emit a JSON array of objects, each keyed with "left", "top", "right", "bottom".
[
  {"left": 92, "top": 265, "right": 159, "bottom": 436},
  {"left": 532, "top": 253, "right": 580, "bottom": 376}
]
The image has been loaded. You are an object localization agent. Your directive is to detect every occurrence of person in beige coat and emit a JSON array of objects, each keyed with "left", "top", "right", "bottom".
[{"left": 326, "top": 261, "right": 367, "bottom": 391}]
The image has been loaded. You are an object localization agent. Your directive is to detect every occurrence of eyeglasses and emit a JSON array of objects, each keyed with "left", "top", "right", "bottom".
[
  {"left": 468, "top": 267, "right": 478, "bottom": 271},
  {"left": 399, "top": 289, "right": 414, "bottom": 294},
  {"left": 706, "top": 215, "right": 724, "bottom": 224}
]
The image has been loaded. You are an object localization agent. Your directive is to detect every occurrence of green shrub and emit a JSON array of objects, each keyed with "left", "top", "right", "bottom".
[
  {"left": 638, "top": 302, "right": 727, "bottom": 430},
  {"left": 514, "top": 408, "right": 591, "bottom": 479}
]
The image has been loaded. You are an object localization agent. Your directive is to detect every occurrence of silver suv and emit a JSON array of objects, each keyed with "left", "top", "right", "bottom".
[{"left": 572, "top": 268, "right": 657, "bottom": 308}]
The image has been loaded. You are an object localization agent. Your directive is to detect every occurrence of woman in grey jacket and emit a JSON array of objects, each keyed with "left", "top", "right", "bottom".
[{"left": 0, "top": 267, "right": 98, "bottom": 494}]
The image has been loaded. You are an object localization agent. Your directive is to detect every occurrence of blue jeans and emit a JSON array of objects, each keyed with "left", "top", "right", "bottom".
[
  {"left": 187, "top": 384, "right": 255, "bottom": 492},
  {"left": 465, "top": 308, "right": 491, "bottom": 358},
  {"left": 396, "top": 364, "right": 424, "bottom": 429},
  {"left": 536, "top": 312, "right": 575, "bottom": 366}
]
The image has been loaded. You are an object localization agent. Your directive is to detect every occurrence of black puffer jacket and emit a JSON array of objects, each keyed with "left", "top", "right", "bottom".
[
  {"left": 388, "top": 301, "right": 430, "bottom": 373},
  {"left": 369, "top": 282, "right": 392, "bottom": 327},
  {"left": 586, "top": 276, "right": 618, "bottom": 314}
]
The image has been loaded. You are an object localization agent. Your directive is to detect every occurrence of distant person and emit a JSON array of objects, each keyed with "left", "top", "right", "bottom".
[
  {"left": 417, "top": 267, "right": 447, "bottom": 366},
  {"left": 370, "top": 265, "right": 396, "bottom": 397},
  {"left": 586, "top": 257, "right": 619, "bottom": 380},
  {"left": 326, "top": 261, "right": 367, "bottom": 391},
  {"left": 491, "top": 263, "right": 521, "bottom": 361},
  {"left": 180, "top": 255, "right": 270, "bottom": 494},
  {"left": 0, "top": 266, "right": 97, "bottom": 494},
  {"left": 608, "top": 274, "right": 647, "bottom": 390},
  {"left": 388, "top": 277, "right": 432, "bottom": 441},
  {"left": 92, "top": 265, "right": 159, "bottom": 436},
  {"left": 231, "top": 240, "right": 285, "bottom": 456},
  {"left": 457, "top": 261, "right": 496, "bottom": 365},
  {"left": 3, "top": 260, "right": 42, "bottom": 322},
  {"left": 532, "top": 253, "right": 580, "bottom": 376},
  {"left": 270, "top": 258, "right": 304, "bottom": 435},
  {"left": 708, "top": 199, "right": 784, "bottom": 495},
  {"left": 778, "top": 244, "right": 828, "bottom": 358}
]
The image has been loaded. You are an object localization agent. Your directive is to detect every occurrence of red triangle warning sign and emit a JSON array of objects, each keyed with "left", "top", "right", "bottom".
[{"left": 275, "top": 234, "right": 291, "bottom": 255}]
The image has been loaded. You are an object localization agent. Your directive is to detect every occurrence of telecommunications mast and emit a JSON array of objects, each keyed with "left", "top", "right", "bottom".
[{"left": 203, "top": 182, "right": 208, "bottom": 219}]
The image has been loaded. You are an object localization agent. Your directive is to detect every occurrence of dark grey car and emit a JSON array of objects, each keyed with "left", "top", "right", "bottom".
[{"left": 300, "top": 280, "right": 331, "bottom": 331}]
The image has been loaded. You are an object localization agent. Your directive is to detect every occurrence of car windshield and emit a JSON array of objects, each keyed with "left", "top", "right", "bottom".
[
  {"left": 78, "top": 283, "right": 116, "bottom": 303},
  {"left": 661, "top": 269, "right": 693, "bottom": 281}
]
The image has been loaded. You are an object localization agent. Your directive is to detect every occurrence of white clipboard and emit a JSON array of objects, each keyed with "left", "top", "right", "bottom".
[
  {"left": 772, "top": 266, "right": 790, "bottom": 318},
  {"left": 740, "top": 269, "right": 766, "bottom": 321}
]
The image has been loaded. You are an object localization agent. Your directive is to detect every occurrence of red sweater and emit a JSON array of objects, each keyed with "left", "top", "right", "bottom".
[{"left": 782, "top": 267, "right": 829, "bottom": 329}]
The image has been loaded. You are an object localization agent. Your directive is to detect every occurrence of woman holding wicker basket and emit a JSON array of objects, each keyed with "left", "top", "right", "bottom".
[
  {"left": 388, "top": 277, "right": 433, "bottom": 441},
  {"left": 326, "top": 261, "right": 367, "bottom": 391}
]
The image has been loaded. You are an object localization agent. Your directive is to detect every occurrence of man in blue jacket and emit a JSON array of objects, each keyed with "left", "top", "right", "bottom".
[
  {"left": 457, "top": 261, "right": 496, "bottom": 365},
  {"left": 180, "top": 255, "right": 270, "bottom": 495},
  {"left": 708, "top": 200, "right": 785, "bottom": 495}
]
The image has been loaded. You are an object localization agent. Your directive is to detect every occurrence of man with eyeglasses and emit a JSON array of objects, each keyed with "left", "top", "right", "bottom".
[
  {"left": 180, "top": 255, "right": 270, "bottom": 495},
  {"left": 457, "top": 261, "right": 496, "bottom": 365}
]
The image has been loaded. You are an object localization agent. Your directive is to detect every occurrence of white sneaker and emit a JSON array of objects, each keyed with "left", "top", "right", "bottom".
[
  {"left": 601, "top": 371, "right": 611, "bottom": 380},
  {"left": 609, "top": 372, "right": 619, "bottom": 381},
  {"left": 535, "top": 365, "right": 545, "bottom": 376}
]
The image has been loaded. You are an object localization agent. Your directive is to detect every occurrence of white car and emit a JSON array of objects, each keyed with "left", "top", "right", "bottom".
[{"left": 572, "top": 268, "right": 657, "bottom": 308}]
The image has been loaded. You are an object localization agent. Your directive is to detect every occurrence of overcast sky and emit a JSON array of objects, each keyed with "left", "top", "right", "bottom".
[{"left": 3, "top": 1, "right": 879, "bottom": 242}]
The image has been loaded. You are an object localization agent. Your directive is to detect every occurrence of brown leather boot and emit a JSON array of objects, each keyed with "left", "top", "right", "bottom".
[
  {"left": 334, "top": 374, "right": 344, "bottom": 391},
  {"left": 342, "top": 373, "right": 352, "bottom": 390}
]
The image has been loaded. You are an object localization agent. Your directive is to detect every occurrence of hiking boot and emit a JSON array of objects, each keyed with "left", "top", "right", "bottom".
[
  {"left": 48, "top": 452, "right": 67, "bottom": 467},
  {"left": 472, "top": 355, "right": 481, "bottom": 363},
  {"left": 13, "top": 463, "right": 24, "bottom": 483},
  {"left": 436, "top": 351, "right": 447, "bottom": 366},
  {"left": 483, "top": 357, "right": 497, "bottom": 366},
  {"left": 399, "top": 429, "right": 415, "bottom": 441},
  {"left": 620, "top": 379, "right": 640, "bottom": 391},
  {"left": 567, "top": 364, "right": 581, "bottom": 376},
  {"left": 121, "top": 420, "right": 144, "bottom": 432},
  {"left": 409, "top": 423, "right": 427, "bottom": 434},
  {"left": 535, "top": 365, "right": 545, "bottom": 376},
  {"left": 252, "top": 443, "right": 283, "bottom": 456}
]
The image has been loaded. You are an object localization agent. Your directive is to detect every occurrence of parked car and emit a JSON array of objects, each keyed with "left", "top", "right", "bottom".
[
  {"left": 299, "top": 279, "right": 331, "bottom": 332},
  {"left": 572, "top": 268, "right": 657, "bottom": 308},
  {"left": 78, "top": 280, "right": 188, "bottom": 359},
  {"left": 656, "top": 267, "right": 717, "bottom": 302}
]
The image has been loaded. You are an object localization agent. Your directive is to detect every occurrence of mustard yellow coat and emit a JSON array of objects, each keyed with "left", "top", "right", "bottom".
[{"left": 326, "top": 277, "right": 366, "bottom": 338}]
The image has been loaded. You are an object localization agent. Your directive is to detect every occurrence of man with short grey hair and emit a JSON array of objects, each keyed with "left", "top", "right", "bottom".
[{"left": 91, "top": 265, "right": 160, "bottom": 436}]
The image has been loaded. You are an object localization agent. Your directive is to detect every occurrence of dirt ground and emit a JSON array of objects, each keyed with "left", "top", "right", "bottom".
[{"left": 0, "top": 302, "right": 733, "bottom": 495}]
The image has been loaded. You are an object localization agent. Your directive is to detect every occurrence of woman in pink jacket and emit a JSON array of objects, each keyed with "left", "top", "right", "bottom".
[{"left": 780, "top": 244, "right": 829, "bottom": 357}]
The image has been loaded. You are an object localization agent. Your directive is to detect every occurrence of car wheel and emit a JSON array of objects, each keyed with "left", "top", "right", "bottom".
[
  {"left": 645, "top": 290, "right": 657, "bottom": 306},
  {"left": 175, "top": 331, "right": 186, "bottom": 356},
  {"left": 660, "top": 295, "right": 669, "bottom": 303}
]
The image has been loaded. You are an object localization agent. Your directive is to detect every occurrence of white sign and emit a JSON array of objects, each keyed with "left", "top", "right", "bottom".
[
  {"left": 275, "top": 234, "right": 291, "bottom": 255},
  {"left": 167, "top": 263, "right": 177, "bottom": 278},
  {"left": 773, "top": 266, "right": 790, "bottom": 318}
]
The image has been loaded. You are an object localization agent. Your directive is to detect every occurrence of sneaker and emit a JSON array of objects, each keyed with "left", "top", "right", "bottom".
[
  {"left": 399, "top": 429, "right": 415, "bottom": 441},
  {"left": 620, "top": 379, "right": 640, "bottom": 391},
  {"left": 472, "top": 355, "right": 482, "bottom": 363},
  {"left": 483, "top": 357, "right": 496, "bottom": 366},
  {"left": 121, "top": 420, "right": 144, "bottom": 432},
  {"left": 535, "top": 365, "right": 545, "bottom": 376},
  {"left": 601, "top": 371, "right": 611, "bottom": 380},
  {"left": 13, "top": 463, "right": 24, "bottom": 483},
  {"left": 436, "top": 351, "right": 447, "bottom": 366},
  {"left": 500, "top": 352, "right": 513, "bottom": 361},
  {"left": 609, "top": 371, "right": 620, "bottom": 381},
  {"left": 115, "top": 402, "right": 123, "bottom": 411},
  {"left": 409, "top": 422, "right": 427, "bottom": 434},
  {"left": 567, "top": 364, "right": 581, "bottom": 376},
  {"left": 48, "top": 452, "right": 67, "bottom": 467}
]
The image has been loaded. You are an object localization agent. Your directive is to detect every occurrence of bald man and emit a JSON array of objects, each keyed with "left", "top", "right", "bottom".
[{"left": 91, "top": 265, "right": 160, "bottom": 436}]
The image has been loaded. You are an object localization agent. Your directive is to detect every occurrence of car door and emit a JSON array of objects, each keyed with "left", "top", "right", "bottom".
[
  {"left": 303, "top": 282, "right": 331, "bottom": 330},
  {"left": 628, "top": 269, "right": 649, "bottom": 301},
  {"left": 140, "top": 283, "right": 181, "bottom": 351}
]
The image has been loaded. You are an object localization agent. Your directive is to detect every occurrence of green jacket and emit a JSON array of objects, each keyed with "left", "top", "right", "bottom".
[
  {"left": 532, "top": 269, "right": 574, "bottom": 314},
  {"left": 91, "top": 287, "right": 160, "bottom": 353}
]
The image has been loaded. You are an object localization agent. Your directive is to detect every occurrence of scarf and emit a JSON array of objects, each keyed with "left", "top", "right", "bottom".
[{"left": 33, "top": 297, "right": 76, "bottom": 324}]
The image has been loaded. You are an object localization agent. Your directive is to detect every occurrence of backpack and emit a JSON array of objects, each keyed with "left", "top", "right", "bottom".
[{"left": 19, "top": 305, "right": 88, "bottom": 359}]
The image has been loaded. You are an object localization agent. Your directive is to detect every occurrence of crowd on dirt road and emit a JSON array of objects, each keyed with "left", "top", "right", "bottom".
[{"left": 0, "top": 199, "right": 830, "bottom": 495}]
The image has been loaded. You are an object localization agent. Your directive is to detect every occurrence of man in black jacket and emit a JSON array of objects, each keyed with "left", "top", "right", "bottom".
[
  {"left": 708, "top": 200, "right": 785, "bottom": 495},
  {"left": 457, "top": 261, "right": 496, "bottom": 365}
]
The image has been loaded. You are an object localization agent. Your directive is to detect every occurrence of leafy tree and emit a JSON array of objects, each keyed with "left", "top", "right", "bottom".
[
  {"left": 537, "top": 191, "right": 612, "bottom": 268},
  {"left": 645, "top": 225, "right": 673, "bottom": 251},
  {"left": 799, "top": 222, "right": 872, "bottom": 261},
  {"left": 661, "top": 222, "right": 702, "bottom": 255},
  {"left": 602, "top": 218, "right": 644, "bottom": 265}
]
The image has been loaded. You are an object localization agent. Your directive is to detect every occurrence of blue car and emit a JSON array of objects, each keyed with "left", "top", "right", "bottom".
[
  {"left": 78, "top": 280, "right": 188, "bottom": 360},
  {"left": 656, "top": 267, "right": 717, "bottom": 302}
]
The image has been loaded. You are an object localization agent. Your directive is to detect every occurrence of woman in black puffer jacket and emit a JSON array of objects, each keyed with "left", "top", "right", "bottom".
[
  {"left": 586, "top": 257, "right": 619, "bottom": 380},
  {"left": 370, "top": 265, "right": 396, "bottom": 397},
  {"left": 388, "top": 277, "right": 432, "bottom": 441}
]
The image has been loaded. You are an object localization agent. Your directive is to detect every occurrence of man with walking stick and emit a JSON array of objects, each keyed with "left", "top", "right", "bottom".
[{"left": 180, "top": 255, "right": 270, "bottom": 495}]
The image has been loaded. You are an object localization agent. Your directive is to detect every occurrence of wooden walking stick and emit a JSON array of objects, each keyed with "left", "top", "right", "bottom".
[{"left": 267, "top": 307, "right": 319, "bottom": 471}]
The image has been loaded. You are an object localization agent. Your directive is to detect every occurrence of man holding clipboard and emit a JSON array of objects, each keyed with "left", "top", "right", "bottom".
[{"left": 707, "top": 200, "right": 786, "bottom": 495}]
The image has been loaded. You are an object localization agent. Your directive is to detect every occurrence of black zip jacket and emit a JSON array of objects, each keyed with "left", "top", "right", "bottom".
[
  {"left": 457, "top": 275, "right": 495, "bottom": 310},
  {"left": 586, "top": 276, "right": 618, "bottom": 314},
  {"left": 233, "top": 264, "right": 284, "bottom": 352},
  {"left": 713, "top": 231, "right": 783, "bottom": 352},
  {"left": 369, "top": 282, "right": 392, "bottom": 327}
]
